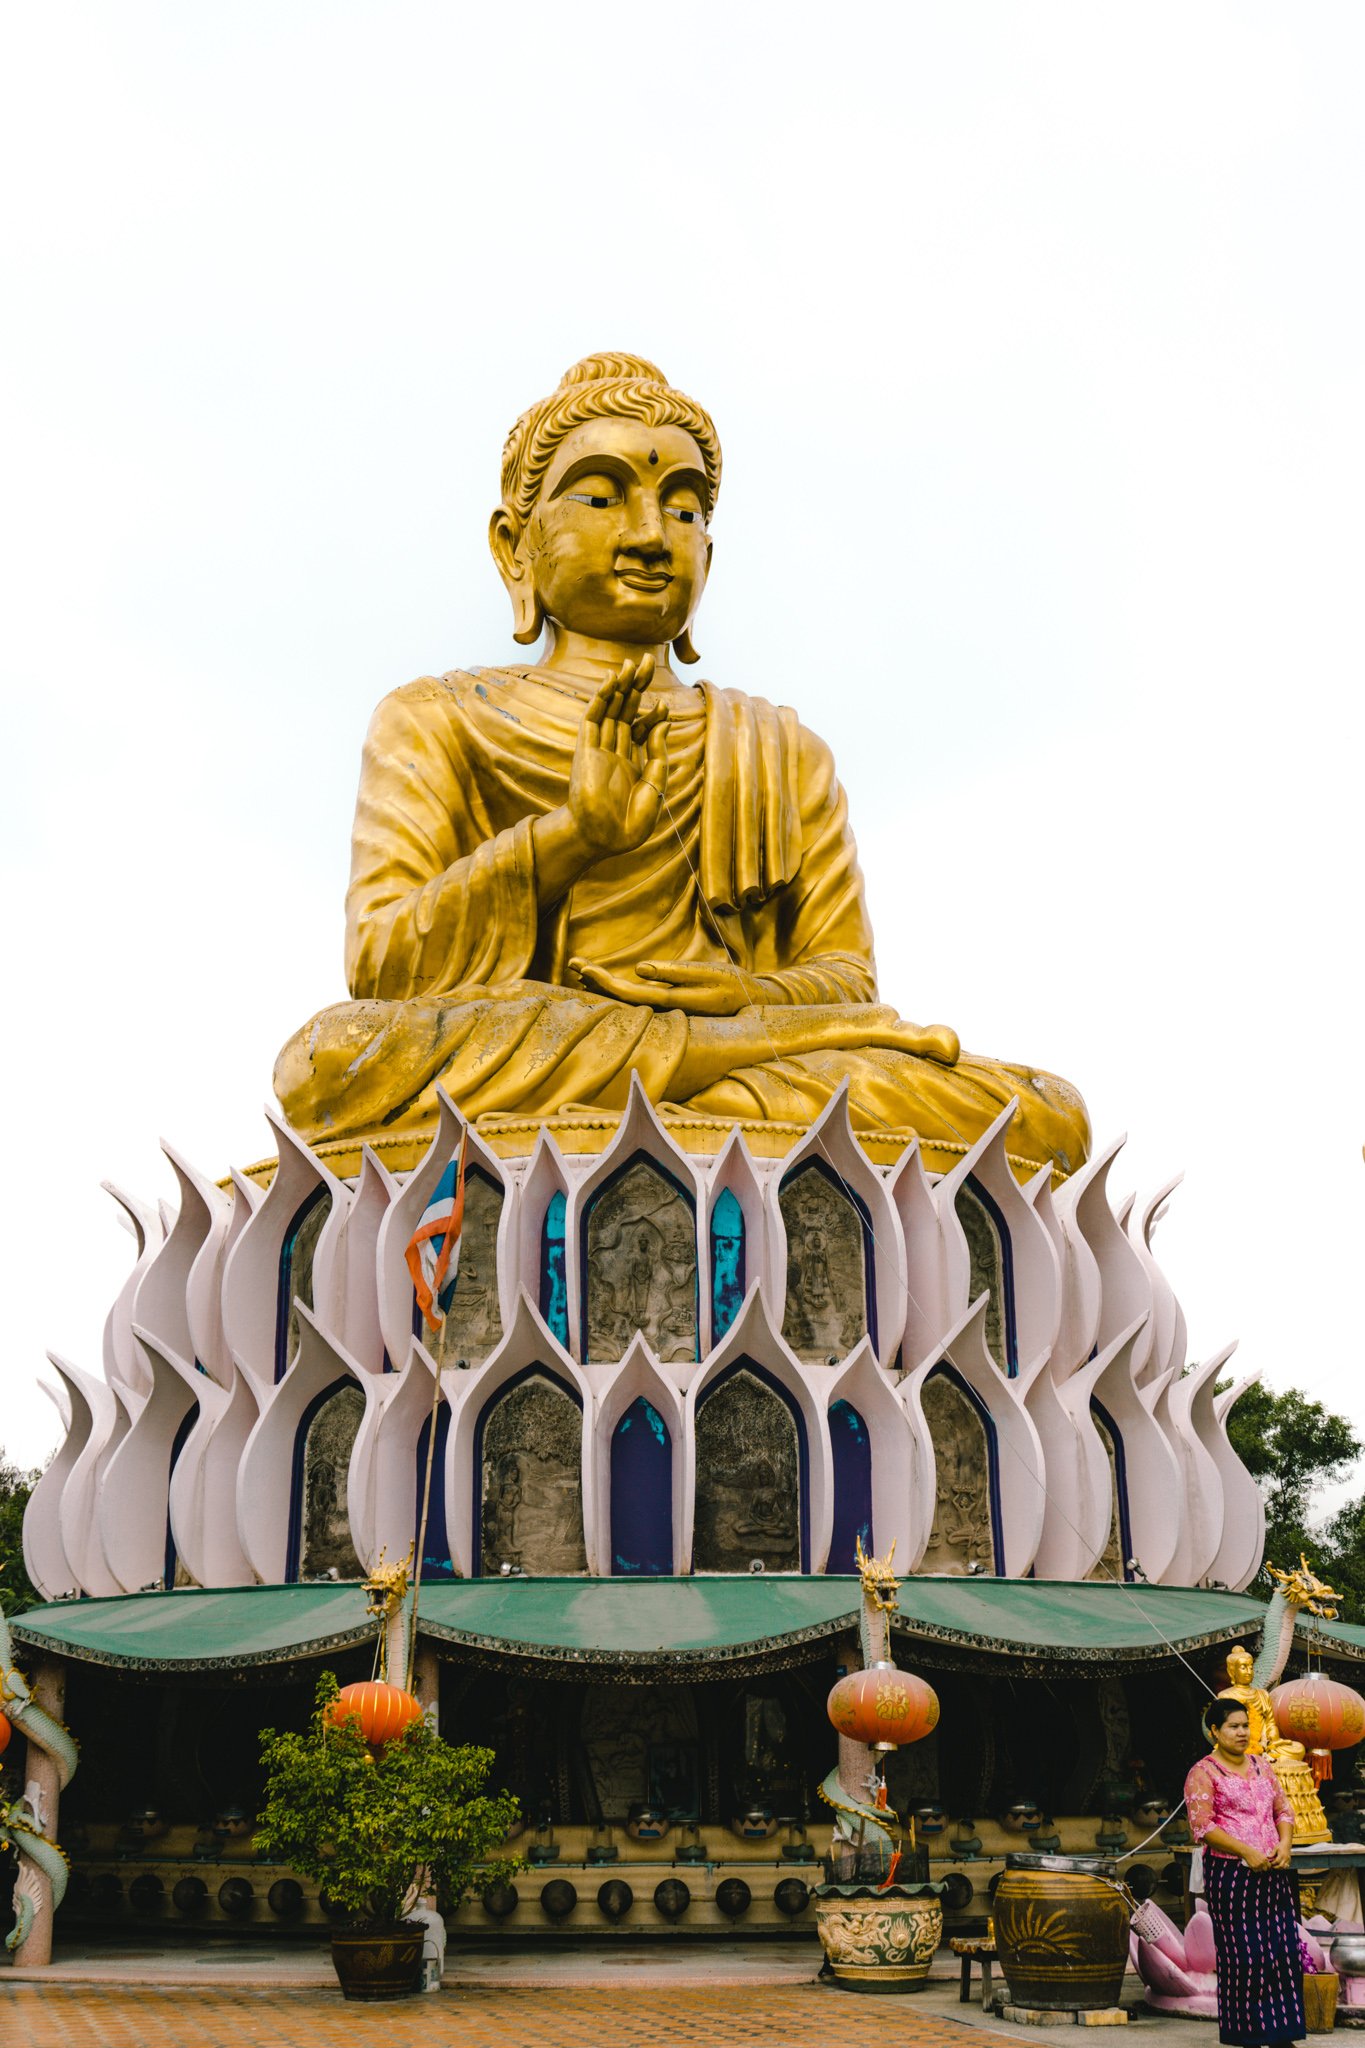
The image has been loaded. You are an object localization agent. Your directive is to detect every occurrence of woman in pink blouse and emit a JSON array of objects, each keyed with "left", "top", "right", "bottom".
[{"left": 1185, "top": 1697, "right": 1303, "bottom": 2047}]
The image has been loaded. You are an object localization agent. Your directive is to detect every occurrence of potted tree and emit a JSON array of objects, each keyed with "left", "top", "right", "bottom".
[{"left": 256, "top": 1674, "right": 520, "bottom": 2000}]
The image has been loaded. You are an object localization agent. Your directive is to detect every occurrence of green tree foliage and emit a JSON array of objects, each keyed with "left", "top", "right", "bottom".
[
  {"left": 1222, "top": 1383, "right": 1364, "bottom": 1613},
  {"left": 256, "top": 1673, "right": 520, "bottom": 1928},
  {"left": 0, "top": 1451, "right": 40, "bottom": 1618}
]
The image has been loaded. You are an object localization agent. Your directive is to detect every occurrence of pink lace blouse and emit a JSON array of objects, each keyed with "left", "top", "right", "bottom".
[{"left": 1185, "top": 1753, "right": 1292, "bottom": 1860}]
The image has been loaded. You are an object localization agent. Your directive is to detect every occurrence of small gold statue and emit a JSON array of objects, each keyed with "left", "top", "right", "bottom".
[
  {"left": 1220, "top": 1643, "right": 1329, "bottom": 1846},
  {"left": 276, "top": 354, "right": 1090, "bottom": 1180}
]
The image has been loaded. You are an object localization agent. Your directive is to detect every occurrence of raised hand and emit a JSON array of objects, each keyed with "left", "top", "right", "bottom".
[{"left": 567, "top": 654, "right": 670, "bottom": 859}]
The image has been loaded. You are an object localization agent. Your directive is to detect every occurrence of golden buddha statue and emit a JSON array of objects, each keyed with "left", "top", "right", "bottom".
[
  {"left": 1219, "top": 1643, "right": 1329, "bottom": 1844},
  {"left": 275, "top": 353, "right": 1090, "bottom": 1179}
]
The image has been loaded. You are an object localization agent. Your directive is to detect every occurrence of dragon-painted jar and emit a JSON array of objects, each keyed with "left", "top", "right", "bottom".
[{"left": 812, "top": 1881, "right": 944, "bottom": 1993}]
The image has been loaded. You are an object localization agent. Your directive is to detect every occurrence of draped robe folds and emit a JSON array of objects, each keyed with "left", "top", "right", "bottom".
[{"left": 274, "top": 666, "right": 1090, "bottom": 1179}]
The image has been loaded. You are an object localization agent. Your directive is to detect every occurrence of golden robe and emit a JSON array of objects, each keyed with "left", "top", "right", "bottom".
[{"left": 275, "top": 666, "right": 1089, "bottom": 1178}]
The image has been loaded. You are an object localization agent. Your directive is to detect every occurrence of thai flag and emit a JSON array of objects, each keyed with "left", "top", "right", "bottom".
[{"left": 404, "top": 1133, "right": 467, "bottom": 1333}]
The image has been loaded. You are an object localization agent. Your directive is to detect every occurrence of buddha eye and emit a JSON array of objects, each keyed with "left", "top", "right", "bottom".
[
  {"left": 563, "top": 482, "right": 622, "bottom": 510},
  {"left": 666, "top": 507, "right": 699, "bottom": 525}
]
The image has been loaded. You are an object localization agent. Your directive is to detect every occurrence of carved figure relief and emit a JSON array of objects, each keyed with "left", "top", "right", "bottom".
[
  {"left": 579, "top": 1684, "right": 699, "bottom": 1820},
  {"left": 585, "top": 1159, "right": 697, "bottom": 1363},
  {"left": 479, "top": 1374, "right": 587, "bottom": 1576},
  {"left": 920, "top": 1371, "right": 994, "bottom": 1575},
  {"left": 283, "top": 1188, "right": 332, "bottom": 1374},
  {"left": 779, "top": 1164, "right": 867, "bottom": 1362},
  {"left": 429, "top": 1170, "right": 504, "bottom": 1366},
  {"left": 954, "top": 1183, "right": 1006, "bottom": 1372},
  {"left": 693, "top": 1369, "right": 801, "bottom": 1573},
  {"left": 1088, "top": 1409, "right": 1125, "bottom": 1583},
  {"left": 299, "top": 1381, "right": 364, "bottom": 1579}
]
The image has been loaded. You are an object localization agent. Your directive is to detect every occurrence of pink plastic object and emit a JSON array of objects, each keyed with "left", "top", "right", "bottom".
[{"left": 1131, "top": 1900, "right": 1336, "bottom": 2020}]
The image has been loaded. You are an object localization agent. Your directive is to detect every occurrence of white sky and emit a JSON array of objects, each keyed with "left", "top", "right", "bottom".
[{"left": 3, "top": 4, "right": 1362, "bottom": 1486}]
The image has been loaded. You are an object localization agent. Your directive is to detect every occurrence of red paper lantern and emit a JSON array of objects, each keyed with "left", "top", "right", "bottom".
[
  {"left": 0, "top": 1710, "right": 10, "bottom": 1758},
  {"left": 827, "top": 1660, "right": 939, "bottom": 1751},
  {"left": 1270, "top": 1673, "right": 1365, "bottom": 1781},
  {"left": 325, "top": 1680, "right": 424, "bottom": 1746}
]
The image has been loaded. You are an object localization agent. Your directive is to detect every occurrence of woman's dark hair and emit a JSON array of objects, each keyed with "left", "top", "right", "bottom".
[{"left": 1203, "top": 1697, "right": 1251, "bottom": 1736}]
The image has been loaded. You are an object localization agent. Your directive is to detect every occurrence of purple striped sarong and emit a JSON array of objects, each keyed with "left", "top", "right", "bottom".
[{"left": 1204, "top": 1855, "right": 1305, "bottom": 2048}]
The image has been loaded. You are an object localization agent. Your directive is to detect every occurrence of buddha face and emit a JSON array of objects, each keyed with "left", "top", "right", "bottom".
[
  {"left": 1225, "top": 1647, "right": 1254, "bottom": 1686},
  {"left": 493, "top": 417, "right": 712, "bottom": 650}
]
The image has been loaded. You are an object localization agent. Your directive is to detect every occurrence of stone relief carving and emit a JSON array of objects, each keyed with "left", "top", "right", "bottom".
[
  {"left": 585, "top": 1159, "right": 698, "bottom": 1363},
  {"left": 284, "top": 1188, "right": 333, "bottom": 1372},
  {"left": 480, "top": 1375, "right": 587, "bottom": 1576},
  {"left": 300, "top": 1381, "right": 364, "bottom": 1578},
  {"left": 954, "top": 1183, "right": 1006, "bottom": 1372},
  {"left": 430, "top": 1170, "right": 505, "bottom": 1367},
  {"left": 779, "top": 1164, "right": 868, "bottom": 1363},
  {"left": 919, "top": 1371, "right": 994, "bottom": 1576},
  {"left": 693, "top": 1369, "right": 800, "bottom": 1573}
]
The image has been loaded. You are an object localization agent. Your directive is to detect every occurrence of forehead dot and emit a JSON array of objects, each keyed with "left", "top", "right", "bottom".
[{"left": 648, "top": 448, "right": 659, "bottom": 466}]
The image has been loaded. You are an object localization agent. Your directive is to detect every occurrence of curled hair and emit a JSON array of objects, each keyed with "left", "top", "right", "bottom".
[
  {"left": 500, "top": 352, "right": 722, "bottom": 526},
  {"left": 1203, "top": 1696, "right": 1250, "bottom": 1738}
]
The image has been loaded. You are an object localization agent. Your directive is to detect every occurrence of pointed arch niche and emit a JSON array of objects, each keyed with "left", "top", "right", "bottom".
[
  {"left": 473, "top": 1369, "right": 587, "bottom": 1577},
  {"left": 778, "top": 1161, "right": 874, "bottom": 1364},
  {"left": 581, "top": 1155, "right": 699, "bottom": 1366},
  {"left": 692, "top": 1361, "right": 808, "bottom": 1573},
  {"left": 422, "top": 1164, "right": 506, "bottom": 1369},
  {"left": 286, "top": 1377, "right": 365, "bottom": 1581},
  {"left": 917, "top": 1365, "right": 1002, "bottom": 1577},
  {"left": 1087, "top": 1397, "right": 1133, "bottom": 1583},
  {"left": 952, "top": 1177, "right": 1016, "bottom": 1376}
]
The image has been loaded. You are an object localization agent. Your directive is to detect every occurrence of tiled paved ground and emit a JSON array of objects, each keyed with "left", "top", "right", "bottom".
[{"left": 4, "top": 1984, "right": 1016, "bottom": 2046}]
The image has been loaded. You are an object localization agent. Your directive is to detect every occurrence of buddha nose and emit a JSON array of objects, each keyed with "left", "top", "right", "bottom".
[{"left": 622, "top": 489, "right": 666, "bottom": 556}]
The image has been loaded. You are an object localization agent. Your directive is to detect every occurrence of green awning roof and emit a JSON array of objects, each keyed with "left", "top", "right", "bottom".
[
  {"left": 1298, "top": 1615, "right": 1365, "bottom": 1663},
  {"left": 14, "top": 1577, "right": 1270, "bottom": 1676},
  {"left": 14, "top": 1583, "right": 373, "bottom": 1672}
]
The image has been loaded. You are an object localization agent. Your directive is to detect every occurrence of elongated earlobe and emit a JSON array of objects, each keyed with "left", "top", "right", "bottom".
[
  {"left": 511, "top": 582, "right": 545, "bottom": 645},
  {"left": 672, "top": 625, "right": 700, "bottom": 665}
]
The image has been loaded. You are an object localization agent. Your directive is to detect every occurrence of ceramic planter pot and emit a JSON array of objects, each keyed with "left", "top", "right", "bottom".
[
  {"left": 994, "top": 1854, "right": 1129, "bottom": 2012},
  {"left": 330, "top": 1922, "right": 424, "bottom": 2001},
  {"left": 812, "top": 1882, "right": 944, "bottom": 1993}
]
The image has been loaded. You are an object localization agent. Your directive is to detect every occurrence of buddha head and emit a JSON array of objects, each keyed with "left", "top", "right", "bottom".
[
  {"left": 1225, "top": 1645, "right": 1255, "bottom": 1688},
  {"left": 490, "top": 352, "right": 722, "bottom": 662}
]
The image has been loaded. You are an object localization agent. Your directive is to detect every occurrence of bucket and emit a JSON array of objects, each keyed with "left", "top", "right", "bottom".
[
  {"left": 994, "top": 1853, "right": 1130, "bottom": 2012},
  {"left": 1303, "top": 1973, "right": 1339, "bottom": 2034}
]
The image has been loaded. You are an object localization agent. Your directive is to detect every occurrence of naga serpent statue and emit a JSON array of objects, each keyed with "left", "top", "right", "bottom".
[
  {"left": 818, "top": 1538, "right": 904, "bottom": 1878},
  {"left": 1, "top": 1601, "right": 78, "bottom": 1953},
  {"left": 1217, "top": 1554, "right": 1343, "bottom": 1845}
]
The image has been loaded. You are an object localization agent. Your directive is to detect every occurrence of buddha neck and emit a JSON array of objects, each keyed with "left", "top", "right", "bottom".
[{"left": 537, "top": 623, "right": 678, "bottom": 684}]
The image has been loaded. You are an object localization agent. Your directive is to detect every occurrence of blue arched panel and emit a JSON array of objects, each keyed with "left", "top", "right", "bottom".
[
  {"left": 540, "top": 1189, "right": 569, "bottom": 1348},
  {"left": 414, "top": 1400, "right": 454, "bottom": 1581},
  {"left": 275, "top": 1185, "right": 328, "bottom": 1383},
  {"left": 710, "top": 1188, "right": 746, "bottom": 1345},
  {"left": 610, "top": 1397, "right": 673, "bottom": 1575},
  {"left": 162, "top": 1402, "right": 199, "bottom": 1590},
  {"left": 827, "top": 1398, "right": 873, "bottom": 1574}
]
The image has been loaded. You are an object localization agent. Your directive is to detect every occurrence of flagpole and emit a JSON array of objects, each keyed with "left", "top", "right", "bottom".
[{"left": 406, "top": 1126, "right": 466, "bottom": 1696}]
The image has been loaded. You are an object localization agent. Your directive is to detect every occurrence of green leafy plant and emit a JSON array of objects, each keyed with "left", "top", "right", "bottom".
[{"left": 256, "top": 1673, "right": 520, "bottom": 1929}]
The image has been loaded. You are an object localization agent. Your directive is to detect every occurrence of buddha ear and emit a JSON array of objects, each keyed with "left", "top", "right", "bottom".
[
  {"left": 672, "top": 537, "right": 711, "bottom": 665},
  {"left": 488, "top": 505, "right": 545, "bottom": 647}
]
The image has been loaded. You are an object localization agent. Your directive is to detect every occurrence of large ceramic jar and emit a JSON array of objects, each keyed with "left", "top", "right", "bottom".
[
  {"left": 330, "top": 1923, "right": 425, "bottom": 2001},
  {"left": 994, "top": 1854, "right": 1129, "bottom": 2012},
  {"left": 812, "top": 1882, "right": 944, "bottom": 1993}
]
